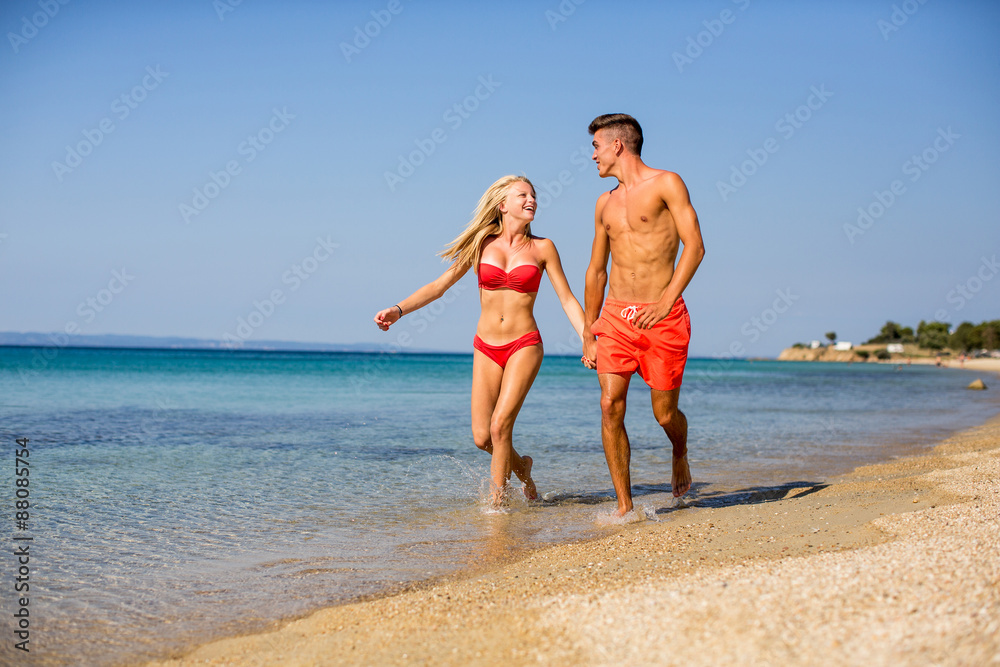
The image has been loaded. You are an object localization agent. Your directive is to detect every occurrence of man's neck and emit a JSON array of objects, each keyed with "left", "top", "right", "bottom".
[{"left": 612, "top": 154, "right": 647, "bottom": 189}]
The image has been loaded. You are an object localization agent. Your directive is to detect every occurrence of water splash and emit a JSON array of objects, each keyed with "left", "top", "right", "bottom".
[{"left": 593, "top": 504, "right": 658, "bottom": 526}]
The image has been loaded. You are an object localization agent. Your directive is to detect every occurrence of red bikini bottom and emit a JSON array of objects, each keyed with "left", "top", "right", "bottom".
[{"left": 473, "top": 330, "right": 542, "bottom": 369}]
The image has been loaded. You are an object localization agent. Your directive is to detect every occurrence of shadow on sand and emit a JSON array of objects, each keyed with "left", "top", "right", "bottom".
[
  {"left": 543, "top": 480, "right": 829, "bottom": 514},
  {"left": 669, "top": 481, "right": 829, "bottom": 513}
]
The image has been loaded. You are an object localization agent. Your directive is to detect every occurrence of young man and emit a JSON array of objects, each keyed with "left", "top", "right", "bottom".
[{"left": 583, "top": 114, "right": 705, "bottom": 516}]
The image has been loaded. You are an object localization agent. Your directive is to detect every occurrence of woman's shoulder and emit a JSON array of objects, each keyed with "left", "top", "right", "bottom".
[
  {"left": 531, "top": 235, "right": 557, "bottom": 254},
  {"left": 528, "top": 236, "right": 557, "bottom": 267}
]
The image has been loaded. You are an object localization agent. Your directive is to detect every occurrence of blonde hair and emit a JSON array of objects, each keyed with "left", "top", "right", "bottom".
[{"left": 440, "top": 175, "right": 535, "bottom": 268}]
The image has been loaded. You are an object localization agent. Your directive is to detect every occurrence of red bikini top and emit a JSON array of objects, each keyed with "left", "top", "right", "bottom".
[{"left": 477, "top": 263, "right": 542, "bottom": 293}]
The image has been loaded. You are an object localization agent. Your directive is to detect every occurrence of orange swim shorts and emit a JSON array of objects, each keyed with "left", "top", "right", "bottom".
[{"left": 590, "top": 297, "right": 691, "bottom": 391}]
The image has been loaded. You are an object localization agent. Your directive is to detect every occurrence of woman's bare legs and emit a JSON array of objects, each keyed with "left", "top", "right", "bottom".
[
  {"left": 471, "top": 351, "right": 534, "bottom": 498},
  {"left": 471, "top": 344, "right": 544, "bottom": 505}
]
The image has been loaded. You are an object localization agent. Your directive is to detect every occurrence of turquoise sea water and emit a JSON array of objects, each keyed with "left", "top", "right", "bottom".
[{"left": 0, "top": 346, "right": 996, "bottom": 666}]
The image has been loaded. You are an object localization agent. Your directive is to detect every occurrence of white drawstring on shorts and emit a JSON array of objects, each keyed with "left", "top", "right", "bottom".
[{"left": 620, "top": 305, "right": 639, "bottom": 321}]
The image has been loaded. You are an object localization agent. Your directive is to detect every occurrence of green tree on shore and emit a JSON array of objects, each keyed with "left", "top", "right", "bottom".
[
  {"left": 949, "top": 320, "right": 1000, "bottom": 352},
  {"left": 917, "top": 321, "right": 951, "bottom": 350},
  {"left": 986, "top": 325, "right": 999, "bottom": 350},
  {"left": 810, "top": 319, "right": 1000, "bottom": 355},
  {"left": 865, "top": 321, "right": 915, "bottom": 344}
]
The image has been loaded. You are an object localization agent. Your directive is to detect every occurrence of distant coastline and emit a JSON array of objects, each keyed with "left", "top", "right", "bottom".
[
  {"left": 777, "top": 343, "right": 1000, "bottom": 374},
  {"left": 0, "top": 331, "right": 429, "bottom": 354},
  {"left": 778, "top": 319, "right": 999, "bottom": 368},
  {"left": 777, "top": 342, "right": 927, "bottom": 363}
]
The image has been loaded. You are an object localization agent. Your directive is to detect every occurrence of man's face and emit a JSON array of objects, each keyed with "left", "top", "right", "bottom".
[{"left": 591, "top": 129, "right": 617, "bottom": 177}]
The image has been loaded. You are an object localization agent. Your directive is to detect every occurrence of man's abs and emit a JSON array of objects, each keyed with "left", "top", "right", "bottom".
[
  {"left": 601, "top": 186, "right": 680, "bottom": 302},
  {"left": 605, "top": 234, "right": 679, "bottom": 302}
]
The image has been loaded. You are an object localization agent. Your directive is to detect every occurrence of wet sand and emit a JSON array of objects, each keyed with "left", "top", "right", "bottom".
[{"left": 147, "top": 386, "right": 1000, "bottom": 666}]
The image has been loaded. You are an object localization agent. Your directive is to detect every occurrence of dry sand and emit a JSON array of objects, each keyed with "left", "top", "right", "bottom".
[
  {"left": 953, "top": 358, "right": 1000, "bottom": 374},
  {"left": 148, "top": 397, "right": 1000, "bottom": 666}
]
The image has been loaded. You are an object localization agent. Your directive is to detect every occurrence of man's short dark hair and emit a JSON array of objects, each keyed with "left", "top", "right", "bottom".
[{"left": 588, "top": 114, "right": 643, "bottom": 156}]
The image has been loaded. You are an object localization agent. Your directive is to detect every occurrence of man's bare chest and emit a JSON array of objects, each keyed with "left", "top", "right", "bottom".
[{"left": 603, "top": 196, "right": 670, "bottom": 237}]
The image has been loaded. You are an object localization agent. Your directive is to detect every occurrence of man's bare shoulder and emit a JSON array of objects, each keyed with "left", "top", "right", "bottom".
[
  {"left": 599, "top": 186, "right": 619, "bottom": 200},
  {"left": 646, "top": 168, "right": 682, "bottom": 185},
  {"left": 595, "top": 189, "right": 612, "bottom": 211},
  {"left": 656, "top": 169, "right": 687, "bottom": 187},
  {"left": 648, "top": 169, "right": 691, "bottom": 202}
]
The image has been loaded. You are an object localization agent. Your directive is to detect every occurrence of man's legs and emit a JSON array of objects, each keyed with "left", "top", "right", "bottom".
[
  {"left": 599, "top": 372, "right": 633, "bottom": 515},
  {"left": 650, "top": 387, "right": 691, "bottom": 497}
]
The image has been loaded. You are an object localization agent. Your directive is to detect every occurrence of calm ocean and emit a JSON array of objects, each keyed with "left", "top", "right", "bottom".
[{"left": 1, "top": 346, "right": 996, "bottom": 665}]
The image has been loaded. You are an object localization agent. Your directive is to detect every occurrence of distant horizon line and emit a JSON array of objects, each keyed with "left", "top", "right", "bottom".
[
  {"left": 0, "top": 331, "right": 773, "bottom": 361},
  {"left": 0, "top": 330, "right": 435, "bottom": 354}
]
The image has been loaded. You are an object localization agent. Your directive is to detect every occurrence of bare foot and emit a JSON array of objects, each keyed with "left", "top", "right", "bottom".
[
  {"left": 519, "top": 455, "right": 538, "bottom": 500},
  {"left": 489, "top": 483, "right": 508, "bottom": 509},
  {"left": 672, "top": 453, "right": 691, "bottom": 498},
  {"left": 613, "top": 503, "right": 634, "bottom": 517}
]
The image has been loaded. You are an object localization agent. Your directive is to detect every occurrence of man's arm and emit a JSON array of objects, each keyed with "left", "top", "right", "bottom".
[
  {"left": 583, "top": 193, "right": 611, "bottom": 365},
  {"left": 633, "top": 172, "right": 705, "bottom": 330}
]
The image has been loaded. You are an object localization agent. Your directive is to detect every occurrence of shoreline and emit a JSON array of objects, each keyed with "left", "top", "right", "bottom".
[
  {"left": 777, "top": 347, "right": 1000, "bottom": 374},
  {"left": 147, "top": 375, "right": 1000, "bottom": 666}
]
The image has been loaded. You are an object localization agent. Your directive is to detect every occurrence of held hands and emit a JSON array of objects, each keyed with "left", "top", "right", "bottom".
[
  {"left": 373, "top": 306, "right": 401, "bottom": 331},
  {"left": 581, "top": 336, "right": 597, "bottom": 370}
]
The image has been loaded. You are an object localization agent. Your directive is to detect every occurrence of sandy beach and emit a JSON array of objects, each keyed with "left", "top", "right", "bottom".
[{"left": 148, "top": 367, "right": 1000, "bottom": 667}]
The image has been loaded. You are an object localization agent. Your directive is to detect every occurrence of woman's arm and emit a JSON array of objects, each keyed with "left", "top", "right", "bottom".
[
  {"left": 539, "top": 239, "right": 586, "bottom": 343},
  {"left": 374, "top": 259, "right": 471, "bottom": 330}
]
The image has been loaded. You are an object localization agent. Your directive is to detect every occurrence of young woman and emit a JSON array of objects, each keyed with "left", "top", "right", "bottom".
[{"left": 374, "top": 175, "right": 586, "bottom": 506}]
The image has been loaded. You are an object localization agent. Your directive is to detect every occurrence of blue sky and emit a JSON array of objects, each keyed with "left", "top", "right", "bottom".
[{"left": 1, "top": 0, "right": 998, "bottom": 357}]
